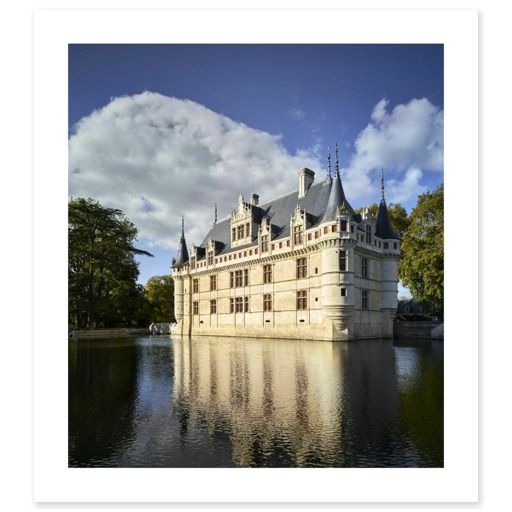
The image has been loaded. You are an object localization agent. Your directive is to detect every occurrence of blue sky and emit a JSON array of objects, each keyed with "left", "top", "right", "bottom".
[{"left": 68, "top": 44, "right": 444, "bottom": 292}]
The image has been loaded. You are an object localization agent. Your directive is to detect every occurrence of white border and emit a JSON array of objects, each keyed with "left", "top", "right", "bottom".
[{"left": 34, "top": 9, "right": 478, "bottom": 503}]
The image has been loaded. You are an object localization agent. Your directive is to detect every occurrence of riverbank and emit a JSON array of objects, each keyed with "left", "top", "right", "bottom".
[{"left": 69, "top": 327, "right": 149, "bottom": 339}]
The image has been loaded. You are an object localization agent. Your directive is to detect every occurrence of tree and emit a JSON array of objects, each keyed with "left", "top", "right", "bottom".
[
  {"left": 69, "top": 197, "right": 153, "bottom": 329},
  {"left": 145, "top": 275, "right": 175, "bottom": 322},
  {"left": 398, "top": 184, "right": 444, "bottom": 316},
  {"left": 356, "top": 202, "right": 411, "bottom": 238}
]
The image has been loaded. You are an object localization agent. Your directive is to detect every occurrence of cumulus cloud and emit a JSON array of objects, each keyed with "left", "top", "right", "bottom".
[
  {"left": 69, "top": 92, "right": 322, "bottom": 250},
  {"left": 69, "top": 93, "right": 443, "bottom": 256},
  {"left": 343, "top": 97, "right": 443, "bottom": 206}
]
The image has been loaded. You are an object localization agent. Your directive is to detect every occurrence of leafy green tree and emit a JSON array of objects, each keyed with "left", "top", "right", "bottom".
[
  {"left": 146, "top": 275, "right": 175, "bottom": 322},
  {"left": 69, "top": 197, "right": 153, "bottom": 329},
  {"left": 398, "top": 184, "right": 444, "bottom": 316},
  {"left": 356, "top": 202, "right": 411, "bottom": 238}
]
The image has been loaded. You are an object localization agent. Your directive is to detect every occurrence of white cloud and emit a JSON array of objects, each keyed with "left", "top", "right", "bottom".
[
  {"left": 69, "top": 93, "right": 443, "bottom": 255},
  {"left": 343, "top": 97, "right": 443, "bottom": 206},
  {"left": 69, "top": 92, "right": 322, "bottom": 250}
]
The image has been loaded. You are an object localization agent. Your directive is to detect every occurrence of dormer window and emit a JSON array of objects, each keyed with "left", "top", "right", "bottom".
[
  {"left": 230, "top": 194, "right": 253, "bottom": 247},
  {"left": 294, "top": 225, "right": 303, "bottom": 245}
]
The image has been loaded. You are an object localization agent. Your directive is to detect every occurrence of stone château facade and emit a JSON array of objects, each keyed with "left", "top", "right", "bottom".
[{"left": 171, "top": 147, "right": 400, "bottom": 341}]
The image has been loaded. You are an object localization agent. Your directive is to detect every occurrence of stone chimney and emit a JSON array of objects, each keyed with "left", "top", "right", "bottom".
[
  {"left": 298, "top": 168, "right": 315, "bottom": 198},
  {"left": 251, "top": 193, "right": 259, "bottom": 206}
]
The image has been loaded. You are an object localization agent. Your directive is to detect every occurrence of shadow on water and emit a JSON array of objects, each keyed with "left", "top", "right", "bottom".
[{"left": 69, "top": 336, "right": 443, "bottom": 468}]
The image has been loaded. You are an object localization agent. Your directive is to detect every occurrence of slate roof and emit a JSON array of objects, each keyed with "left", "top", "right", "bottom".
[
  {"left": 174, "top": 170, "right": 394, "bottom": 265},
  {"left": 375, "top": 201, "right": 398, "bottom": 240}
]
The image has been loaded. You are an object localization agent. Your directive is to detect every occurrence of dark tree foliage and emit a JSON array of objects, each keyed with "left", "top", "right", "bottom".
[
  {"left": 398, "top": 184, "right": 444, "bottom": 316},
  {"left": 69, "top": 197, "right": 153, "bottom": 329},
  {"left": 146, "top": 275, "right": 175, "bottom": 323}
]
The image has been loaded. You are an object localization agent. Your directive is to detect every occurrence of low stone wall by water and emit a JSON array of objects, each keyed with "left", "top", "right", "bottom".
[
  {"left": 394, "top": 321, "right": 444, "bottom": 340},
  {"left": 69, "top": 328, "right": 149, "bottom": 339}
]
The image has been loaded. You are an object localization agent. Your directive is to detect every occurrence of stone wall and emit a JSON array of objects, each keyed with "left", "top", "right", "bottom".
[{"left": 393, "top": 321, "right": 443, "bottom": 339}]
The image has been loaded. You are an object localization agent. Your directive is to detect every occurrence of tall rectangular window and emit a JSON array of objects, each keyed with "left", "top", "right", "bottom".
[
  {"left": 244, "top": 296, "right": 249, "bottom": 313},
  {"left": 230, "top": 272, "right": 234, "bottom": 288},
  {"left": 362, "top": 290, "right": 369, "bottom": 310},
  {"left": 244, "top": 268, "right": 249, "bottom": 286},
  {"left": 297, "top": 257, "right": 308, "bottom": 279},
  {"left": 263, "top": 264, "right": 272, "bottom": 283},
  {"left": 207, "top": 251, "right": 214, "bottom": 266},
  {"left": 340, "top": 250, "right": 347, "bottom": 271},
  {"left": 232, "top": 227, "right": 236, "bottom": 242},
  {"left": 193, "top": 301, "right": 199, "bottom": 315},
  {"left": 294, "top": 225, "right": 303, "bottom": 245},
  {"left": 193, "top": 278, "right": 199, "bottom": 294},
  {"left": 210, "top": 275, "right": 217, "bottom": 291},
  {"left": 297, "top": 290, "right": 308, "bottom": 310},
  {"left": 341, "top": 220, "right": 347, "bottom": 231},
  {"left": 362, "top": 257, "right": 368, "bottom": 278},
  {"left": 230, "top": 298, "right": 234, "bottom": 313},
  {"left": 237, "top": 224, "right": 244, "bottom": 239},
  {"left": 190, "top": 257, "right": 196, "bottom": 270},
  {"left": 210, "top": 299, "right": 217, "bottom": 314},
  {"left": 261, "top": 235, "right": 269, "bottom": 252},
  {"left": 263, "top": 294, "right": 272, "bottom": 311},
  {"left": 235, "top": 296, "right": 244, "bottom": 313},
  {"left": 366, "top": 225, "right": 372, "bottom": 244}
]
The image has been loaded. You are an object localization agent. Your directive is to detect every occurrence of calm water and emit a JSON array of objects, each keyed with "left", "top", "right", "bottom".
[{"left": 69, "top": 336, "right": 443, "bottom": 467}]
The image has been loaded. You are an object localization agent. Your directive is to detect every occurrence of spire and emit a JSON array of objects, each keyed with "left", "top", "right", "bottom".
[
  {"left": 375, "top": 170, "right": 397, "bottom": 239},
  {"left": 335, "top": 141, "right": 339, "bottom": 178},
  {"left": 174, "top": 216, "right": 189, "bottom": 267},
  {"left": 214, "top": 203, "right": 217, "bottom": 225},
  {"left": 324, "top": 147, "right": 333, "bottom": 185},
  {"left": 381, "top": 168, "right": 386, "bottom": 205},
  {"left": 322, "top": 142, "right": 355, "bottom": 222}
]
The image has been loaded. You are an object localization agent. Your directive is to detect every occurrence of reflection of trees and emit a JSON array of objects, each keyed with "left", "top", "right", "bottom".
[
  {"left": 395, "top": 341, "right": 444, "bottom": 466},
  {"left": 68, "top": 340, "right": 139, "bottom": 467}
]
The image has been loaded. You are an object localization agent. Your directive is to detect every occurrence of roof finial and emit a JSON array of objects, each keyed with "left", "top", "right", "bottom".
[
  {"left": 381, "top": 168, "right": 386, "bottom": 205},
  {"left": 327, "top": 147, "right": 332, "bottom": 178},
  {"left": 214, "top": 203, "right": 217, "bottom": 225},
  {"left": 181, "top": 215, "right": 185, "bottom": 236},
  {"left": 335, "top": 142, "right": 339, "bottom": 178}
]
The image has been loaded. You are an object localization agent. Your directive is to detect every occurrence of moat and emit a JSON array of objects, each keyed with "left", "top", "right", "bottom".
[{"left": 68, "top": 336, "right": 443, "bottom": 467}]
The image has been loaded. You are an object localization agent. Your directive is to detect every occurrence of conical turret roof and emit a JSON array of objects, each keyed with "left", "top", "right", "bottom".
[
  {"left": 375, "top": 170, "right": 398, "bottom": 239},
  {"left": 173, "top": 217, "right": 189, "bottom": 267}
]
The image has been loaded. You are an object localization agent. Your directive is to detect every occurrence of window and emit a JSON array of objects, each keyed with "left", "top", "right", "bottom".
[
  {"left": 263, "top": 294, "right": 272, "bottom": 311},
  {"left": 207, "top": 251, "right": 214, "bottom": 266},
  {"left": 308, "top": 233, "right": 312, "bottom": 241},
  {"left": 332, "top": 224, "right": 337, "bottom": 232},
  {"left": 340, "top": 250, "right": 347, "bottom": 271},
  {"left": 261, "top": 235, "right": 269, "bottom": 252},
  {"left": 244, "top": 296, "right": 249, "bottom": 313},
  {"left": 232, "top": 227, "right": 236, "bottom": 242},
  {"left": 341, "top": 288, "right": 347, "bottom": 297},
  {"left": 210, "top": 275, "right": 217, "bottom": 291},
  {"left": 210, "top": 299, "right": 217, "bottom": 314},
  {"left": 324, "top": 226, "right": 329, "bottom": 234},
  {"left": 297, "top": 290, "right": 308, "bottom": 310},
  {"left": 384, "top": 242, "right": 389, "bottom": 249},
  {"left": 362, "top": 257, "right": 368, "bottom": 278},
  {"left": 315, "top": 231, "right": 319, "bottom": 239},
  {"left": 263, "top": 264, "right": 272, "bottom": 283},
  {"left": 246, "top": 223, "right": 250, "bottom": 237},
  {"left": 362, "top": 290, "right": 369, "bottom": 310},
  {"left": 394, "top": 243, "right": 398, "bottom": 249},
  {"left": 294, "top": 225, "right": 303, "bottom": 245},
  {"left": 193, "top": 301, "right": 199, "bottom": 315},
  {"left": 297, "top": 257, "right": 307, "bottom": 279},
  {"left": 231, "top": 269, "right": 247, "bottom": 288},
  {"left": 341, "top": 220, "right": 347, "bottom": 232},
  {"left": 193, "top": 278, "right": 199, "bottom": 293},
  {"left": 190, "top": 256, "right": 196, "bottom": 270},
  {"left": 230, "top": 298, "right": 234, "bottom": 313},
  {"left": 366, "top": 225, "right": 372, "bottom": 244},
  {"left": 237, "top": 224, "right": 244, "bottom": 239},
  {"left": 234, "top": 296, "right": 244, "bottom": 313}
]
